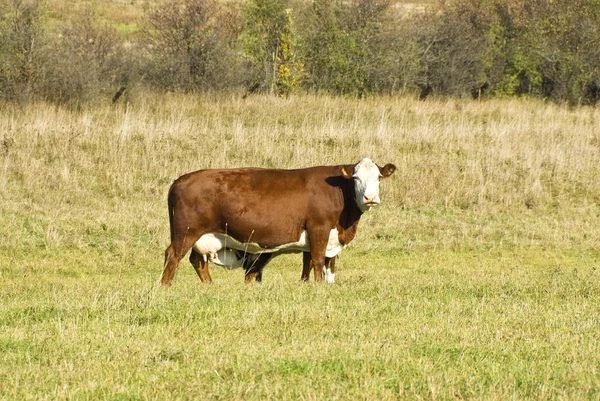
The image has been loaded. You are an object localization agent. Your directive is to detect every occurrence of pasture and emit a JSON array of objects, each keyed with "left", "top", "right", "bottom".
[{"left": 1, "top": 93, "right": 599, "bottom": 400}]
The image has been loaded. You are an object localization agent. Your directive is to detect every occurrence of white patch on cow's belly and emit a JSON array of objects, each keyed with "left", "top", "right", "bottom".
[{"left": 193, "top": 228, "right": 345, "bottom": 268}]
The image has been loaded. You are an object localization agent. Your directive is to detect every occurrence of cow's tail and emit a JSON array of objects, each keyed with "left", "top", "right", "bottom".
[
  {"left": 162, "top": 181, "right": 180, "bottom": 285},
  {"left": 167, "top": 182, "right": 177, "bottom": 243}
]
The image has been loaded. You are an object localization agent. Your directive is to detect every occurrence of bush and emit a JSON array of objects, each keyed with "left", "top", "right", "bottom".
[
  {"left": 408, "top": 1, "right": 500, "bottom": 99},
  {"left": 143, "top": 0, "right": 241, "bottom": 91},
  {"left": 530, "top": 0, "right": 600, "bottom": 104},
  {"left": 238, "top": 0, "right": 290, "bottom": 94},
  {"left": 0, "top": 0, "right": 45, "bottom": 102},
  {"left": 300, "top": 0, "right": 395, "bottom": 96},
  {"left": 3, "top": 0, "right": 600, "bottom": 104},
  {"left": 41, "top": 10, "right": 125, "bottom": 107},
  {"left": 275, "top": 9, "right": 305, "bottom": 96}
]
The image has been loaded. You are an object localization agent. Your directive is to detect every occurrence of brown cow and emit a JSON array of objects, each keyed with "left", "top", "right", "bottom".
[{"left": 161, "top": 158, "right": 396, "bottom": 285}]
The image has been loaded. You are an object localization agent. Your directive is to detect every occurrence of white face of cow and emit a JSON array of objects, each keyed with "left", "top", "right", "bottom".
[{"left": 342, "top": 158, "right": 396, "bottom": 212}]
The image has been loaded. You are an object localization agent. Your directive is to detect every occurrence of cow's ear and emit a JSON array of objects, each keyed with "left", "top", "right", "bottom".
[
  {"left": 380, "top": 163, "right": 396, "bottom": 178},
  {"left": 341, "top": 166, "right": 354, "bottom": 179}
]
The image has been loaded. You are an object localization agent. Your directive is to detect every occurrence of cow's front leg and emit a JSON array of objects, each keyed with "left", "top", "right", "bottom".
[
  {"left": 323, "top": 256, "right": 336, "bottom": 283},
  {"left": 301, "top": 252, "right": 326, "bottom": 281},
  {"left": 312, "top": 257, "right": 325, "bottom": 281},
  {"left": 306, "top": 230, "right": 329, "bottom": 282},
  {"left": 302, "top": 253, "right": 336, "bottom": 283}
]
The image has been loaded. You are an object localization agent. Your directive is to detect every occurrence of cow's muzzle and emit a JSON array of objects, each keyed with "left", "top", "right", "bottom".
[{"left": 363, "top": 195, "right": 380, "bottom": 206}]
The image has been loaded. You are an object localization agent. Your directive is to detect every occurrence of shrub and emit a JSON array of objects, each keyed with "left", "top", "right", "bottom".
[
  {"left": 300, "top": 0, "right": 394, "bottom": 96},
  {"left": 275, "top": 9, "right": 305, "bottom": 96},
  {"left": 0, "top": 0, "right": 45, "bottom": 102},
  {"left": 41, "top": 10, "right": 124, "bottom": 107},
  {"left": 238, "top": 0, "right": 290, "bottom": 94},
  {"left": 143, "top": 0, "right": 240, "bottom": 91},
  {"left": 409, "top": 1, "right": 495, "bottom": 99}
]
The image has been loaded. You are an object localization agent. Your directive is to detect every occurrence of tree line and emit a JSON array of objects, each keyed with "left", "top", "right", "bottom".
[{"left": 1, "top": 0, "right": 600, "bottom": 106}]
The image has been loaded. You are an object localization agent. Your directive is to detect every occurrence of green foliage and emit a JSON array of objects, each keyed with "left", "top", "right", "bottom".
[
  {"left": 531, "top": 0, "right": 600, "bottom": 103},
  {"left": 301, "top": 0, "right": 393, "bottom": 96},
  {"left": 239, "top": 0, "right": 289, "bottom": 93},
  {"left": 4, "top": 0, "right": 600, "bottom": 103},
  {"left": 275, "top": 9, "right": 304, "bottom": 96}
]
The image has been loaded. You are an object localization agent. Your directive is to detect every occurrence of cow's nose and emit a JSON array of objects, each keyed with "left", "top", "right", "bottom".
[{"left": 364, "top": 195, "right": 380, "bottom": 205}]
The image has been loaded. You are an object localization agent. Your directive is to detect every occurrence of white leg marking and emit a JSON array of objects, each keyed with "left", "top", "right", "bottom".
[{"left": 323, "top": 267, "right": 335, "bottom": 284}]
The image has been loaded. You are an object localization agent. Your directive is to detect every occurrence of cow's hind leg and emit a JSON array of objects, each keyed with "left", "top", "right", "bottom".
[
  {"left": 245, "top": 254, "right": 273, "bottom": 283},
  {"left": 161, "top": 244, "right": 181, "bottom": 285},
  {"left": 161, "top": 230, "right": 202, "bottom": 286},
  {"left": 190, "top": 249, "right": 212, "bottom": 283},
  {"left": 301, "top": 252, "right": 311, "bottom": 281}
]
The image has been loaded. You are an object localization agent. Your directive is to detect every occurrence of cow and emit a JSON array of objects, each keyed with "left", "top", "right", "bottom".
[{"left": 161, "top": 158, "right": 396, "bottom": 285}]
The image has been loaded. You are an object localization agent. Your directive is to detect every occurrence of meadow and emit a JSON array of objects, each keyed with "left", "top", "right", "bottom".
[{"left": 1, "top": 92, "right": 599, "bottom": 400}]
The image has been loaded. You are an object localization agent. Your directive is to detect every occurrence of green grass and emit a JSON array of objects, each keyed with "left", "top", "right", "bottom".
[
  {"left": 2, "top": 246, "right": 599, "bottom": 399},
  {"left": 1, "top": 93, "right": 600, "bottom": 399}
]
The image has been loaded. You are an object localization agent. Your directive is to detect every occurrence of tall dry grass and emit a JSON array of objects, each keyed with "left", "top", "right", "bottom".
[{"left": 1, "top": 92, "right": 598, "bottom": 209}]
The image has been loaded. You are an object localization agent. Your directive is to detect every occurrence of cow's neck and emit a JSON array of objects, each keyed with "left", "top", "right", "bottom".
[{"left": 337, "top": 180, "right": 364, "bottom": 245}]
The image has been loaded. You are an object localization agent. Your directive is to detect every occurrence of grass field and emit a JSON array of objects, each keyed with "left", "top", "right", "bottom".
[{"left": 1, "top": 93, "right": 600, "bottom": 400}]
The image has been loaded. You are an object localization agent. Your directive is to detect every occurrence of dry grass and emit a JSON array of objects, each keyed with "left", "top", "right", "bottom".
[
  {"left": 3, "top": 93, "right": 600, "bottom": 204},
  {"left": 1, "top": 93, "right": 599, "bottom": 400},
  {"left": 1, "top": 93, "right": 599, "bottom": 247}
]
